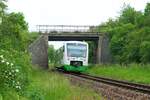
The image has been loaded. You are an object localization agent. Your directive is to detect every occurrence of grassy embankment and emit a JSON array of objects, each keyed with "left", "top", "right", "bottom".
[
  {"left": 86, "top": 64, "right": 150, "bottom": 84},
  {"left": 25, "top": 67, "right": 101, "bottom": 100},
  {"left": 1, "top": 67, "right": 101, "bottom": 100}
]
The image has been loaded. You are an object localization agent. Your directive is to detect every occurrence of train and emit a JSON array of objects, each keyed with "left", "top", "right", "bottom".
[{"left": 60, "top": 41, "right": 89, "bottom": 72}]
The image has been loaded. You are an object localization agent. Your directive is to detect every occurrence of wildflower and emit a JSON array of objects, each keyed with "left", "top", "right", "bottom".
[
  {"left": 11, "top": 70, "right": 15, "bottom": 73},
  {"left": 18, "top": 86, "right": 21, "bottom": 89},
  {"left": 16, "top": 85, "right": 21, "bottom": 89},
  {"left": 11, "top": 63, "right": 14, "bottom": 66},
  {"left": 9, "top": 72, "right": 11, "bottom": 75},
  {"left": 6, "top": 62, "right": 9, "bottom": 65},
  {"left": 1, "top": 60, "right": 5, "bottom": 63},
  {"left": 15, "top": 86, "right": 19, "bottom": 89},
  {"left": 15, "top": 69, "right": 19, "bottom": 72},
  {"left": 0, "top": 55, "right": 3, "bottom": 58}
]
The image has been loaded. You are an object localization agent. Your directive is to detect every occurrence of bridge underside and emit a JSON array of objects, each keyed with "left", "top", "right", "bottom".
[
  {"left": 47, "top": 32, "right": 110, "bottom": 64},
  {"left": 47, "top": 32, "right": 100, "bottom": 41},
  {"left": 48, "top": 36, "right": 99, "bottom": 41},
  {"left": 48, "top": 33, "right": 100, "bottom": 64}
]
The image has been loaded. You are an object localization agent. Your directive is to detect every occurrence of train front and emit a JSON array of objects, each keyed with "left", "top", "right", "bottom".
[{"left": 63, "top": 41, "right": 88, "bottom": 72}]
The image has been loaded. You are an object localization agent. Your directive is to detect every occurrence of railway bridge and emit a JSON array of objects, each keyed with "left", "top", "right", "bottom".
[{"left": 29, "top": 25, "right": 111, "bottom": 68}]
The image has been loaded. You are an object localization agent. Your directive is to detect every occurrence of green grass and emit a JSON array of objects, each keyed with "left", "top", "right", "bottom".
[
  {"left": 1, "top": 67, "right": 101, "bottom": 100},
  {"left": 24, "top": 67, "right": 101, "bottom": 100},
  {"left": 86, "top": 64, "right": 150, "bottom": 84}
]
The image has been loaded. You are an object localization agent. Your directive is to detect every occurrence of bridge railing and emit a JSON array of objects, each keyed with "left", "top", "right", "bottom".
[{"left": 36, "top": 25, "right": 99, "bottom": 33}]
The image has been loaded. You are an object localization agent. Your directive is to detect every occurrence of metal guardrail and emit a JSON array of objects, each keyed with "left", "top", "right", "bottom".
[{"left": 36, "top": 25, "right": 99, "bottom": 33}]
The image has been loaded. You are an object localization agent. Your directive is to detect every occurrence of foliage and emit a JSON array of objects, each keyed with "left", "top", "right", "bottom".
[
  {"left": 48, "top": 45, "right": 63, "bottom": 66},
  {"left": 48, "top": 45, "right": 55, "bottom": 64},
  {"left": 0, "top": 0, "right": 7, "bottom": 19},
  {"left": 88, "top": 41, "right": 97, "bottom": 64},
  {"left": 0, "top": 1, "right": 32, "bottom": 99},
  {"left": 28, "top": 32, "right": 40, "bottom": 44},
  {"left": 119, "top": 5, "right": 137, "bottom": 24},
  {"left": 144, "top": 3, "right": 150, "bottom": 16},
  {"left": 0, "top": 12, "right": 29, "bottom": 51},
  {"left": 98, "top": 3, "right": 150, "bottom": 63},
  {"left": 0, "top": 49, "right": 31, "bottom": 97}
]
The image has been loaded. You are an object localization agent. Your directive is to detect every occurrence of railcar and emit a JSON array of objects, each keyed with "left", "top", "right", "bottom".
[{"left": 61, "top": 41, "right": 88, "bottom": 72}]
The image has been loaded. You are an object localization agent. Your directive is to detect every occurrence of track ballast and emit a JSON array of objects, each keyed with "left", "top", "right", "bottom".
[{"left": 56, "top": 67, "right": 150, "bottom": 95}]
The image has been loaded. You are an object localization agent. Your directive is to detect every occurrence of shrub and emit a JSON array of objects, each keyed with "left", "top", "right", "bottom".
[
  {"left": 24, "top": 87, "right": 44, "bottom": 100},
  {"left": 0, "top": 49, "right": 31, "bottom": 95}
]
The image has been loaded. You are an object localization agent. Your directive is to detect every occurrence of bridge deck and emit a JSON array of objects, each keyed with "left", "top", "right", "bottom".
[
  {"left": 37, "top": 25, "right": 104, "bottom": 41},
  {"left": 36, "top": 25, "right": 99, "bottom": 33}
]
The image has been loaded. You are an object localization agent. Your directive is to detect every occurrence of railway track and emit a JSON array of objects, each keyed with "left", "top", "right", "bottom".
[
  {"left": 70, "top": 73, "right": 150, "bottom": 95},
  {"left": 56, "top": 67, "right": 150, "bottom": 95}
]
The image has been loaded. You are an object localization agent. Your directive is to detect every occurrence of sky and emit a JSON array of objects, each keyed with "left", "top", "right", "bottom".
[
  {"left": 7, "top": 0, "right": 150, "bottom": 31},
  {"left": 7, "top": 0, "right": 150, "bottom": 49}
]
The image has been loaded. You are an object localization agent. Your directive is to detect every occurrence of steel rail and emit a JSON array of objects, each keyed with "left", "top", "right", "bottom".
[
  {"left": 69, "top": 73, "right": 150, "bottom": 94},
  {"left": 55, "top": 67, "right": 150, "bottom": 94}
]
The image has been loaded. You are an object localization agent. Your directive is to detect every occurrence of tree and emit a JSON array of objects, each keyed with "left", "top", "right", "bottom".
[
  {"left": 96, "top": 3, "right": 150, "bottom": 64},
  {"left": 54, "top": 48, "right": 63, "bottom": 64},
  {"left": 119, "top": 5, "right": 137, "bottom": 24},
  {"left": 48, "top": 45, "right": 63, "bottom": 65},
  {"left": 48, "top": 45, "right": 55, "bottom": 63},
  {"left": 0, "top": 1, "right": 31, "bottom": 95},
  {"left": 88, "top": 41, "right": 97, "bottom": 64},
  {"left": 144, "top": 3, "right": 150, "bottom": 16},
  {"left": 110, "top": 23, "right": 135, "bottom": 62},
  {"left": 0, "top": 12, "right": 29, "bottom": 50},
  {"left": 0, "top": 0, "right": 7, "bottom": 24}
]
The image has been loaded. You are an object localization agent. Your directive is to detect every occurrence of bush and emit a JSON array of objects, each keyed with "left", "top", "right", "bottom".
[
  {"left": 0, "top": 49, "right": 31, "bottom": 95},
  {"left": 24, "top": 87, "right": 44, "bottom": 100}
]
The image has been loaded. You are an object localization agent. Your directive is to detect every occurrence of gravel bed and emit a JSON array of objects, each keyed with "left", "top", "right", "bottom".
[{"left": 65, "top": 74, "right": 150, "bottom": 100}]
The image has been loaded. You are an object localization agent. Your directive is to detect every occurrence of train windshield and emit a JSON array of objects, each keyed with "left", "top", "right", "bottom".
[{"left": 67, "top": 43, "right": 87, "bottom": 58}]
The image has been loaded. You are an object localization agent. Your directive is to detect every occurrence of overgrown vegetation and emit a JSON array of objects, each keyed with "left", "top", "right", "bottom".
[
  {"left": 28, "top": 32, "right": 40, "bottom": 43},
  {"left": 88, "top": 41, "right": 97, "bottom": 64},
  {"left": 48, "top": 45, "right": 63, "bottom": 67},
  {"left": 86, "top": 64, "right": 150, "bottom": 84},
  {"left": 0, "top": 0, "right": 32, "bottom": 98},
  {"left": 97, "top": 3, "right": 150, "bottom": 64},
  {"left": 24, "top": 68, "right": 101, "bottom": 100}
]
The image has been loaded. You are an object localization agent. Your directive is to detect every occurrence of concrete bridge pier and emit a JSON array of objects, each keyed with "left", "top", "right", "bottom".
[
  {"left": 96, "top": 35, "right": 111, "bottom": 64},
  {"left": 97, "top": 36, "right": 102, "bottom": 64},
  {"left": 28, "top": 35, "right": 49, "bottom": 69}
]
